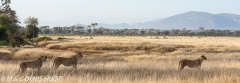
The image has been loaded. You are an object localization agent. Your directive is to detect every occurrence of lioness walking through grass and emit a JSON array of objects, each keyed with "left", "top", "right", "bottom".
[
  {"left": 18, "top": 56, "right": 47, "bottom": 75},
  {"left": 51, "top": 52, "right": 83, "bottom": 70},
  {"left": 178, "top": 55, "right": 207, "bottom": 70}
]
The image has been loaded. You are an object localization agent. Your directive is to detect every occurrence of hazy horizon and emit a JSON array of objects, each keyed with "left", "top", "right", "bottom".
[{"left": 10, "top": 0, "right": 240, "bottom": 27}]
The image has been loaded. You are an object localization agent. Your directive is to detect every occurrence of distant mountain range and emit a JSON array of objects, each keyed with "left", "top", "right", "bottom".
[{"left": 93, "top": 11, "right": 240, "bottom": 30}]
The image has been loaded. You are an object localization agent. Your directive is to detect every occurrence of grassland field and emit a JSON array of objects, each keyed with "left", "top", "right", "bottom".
[{"left": 1, "top": 36, "right": 240, "bottom": 83}]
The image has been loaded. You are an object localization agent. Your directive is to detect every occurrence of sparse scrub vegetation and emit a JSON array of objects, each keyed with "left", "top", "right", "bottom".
[
  {"left": 57, "top": 37, "right": 67, "bottom": 40},
  {"left": 0, "top": 40, "right": 8, "bottom": 46},
  {"left": 31, "top": 36, "right": 52, "bottom": 43}
]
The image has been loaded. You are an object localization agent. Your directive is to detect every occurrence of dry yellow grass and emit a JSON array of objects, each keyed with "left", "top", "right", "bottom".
[
  {"left": 0, "top": 49, "right": 11, "bottom": 54},
  {"left": 1, "top": 36, "right": 240, "bottom": 83},
  {"left": 12, "top": 48, "right": 78, "bottom": 60}
]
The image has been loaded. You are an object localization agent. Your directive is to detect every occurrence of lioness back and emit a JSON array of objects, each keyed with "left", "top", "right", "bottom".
[
  {"left": 21, "top": 61, "right": 42, "bottom": 69},
  {"left": 52, "top": 52, "right": 83, "bottom": 70},
  {"left": 181, "top": 60, "right": 198, "bottom": 68},
  {"left": 54, "top": 57, "right": 77, "bottom": 66}
]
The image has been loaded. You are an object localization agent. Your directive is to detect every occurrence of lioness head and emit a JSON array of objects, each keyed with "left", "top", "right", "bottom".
[
  {"left": 201, "top": 55, "right": 207, "bottom": 60},
  {"left": 41, "top": 56, "right": 47, "bottom": 62},
  {"left": 75, "top": 52, "right": 83, "bottom": 58}
]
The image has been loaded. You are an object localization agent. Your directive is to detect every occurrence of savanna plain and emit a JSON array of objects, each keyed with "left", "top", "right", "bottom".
[{"left": 1, "top": 36, "right": 240, "bottom": 83}]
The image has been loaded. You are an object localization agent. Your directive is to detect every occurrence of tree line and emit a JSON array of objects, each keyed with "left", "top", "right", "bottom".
[{"left": 38, "top": 26, "right": 240, "bottom": 37}]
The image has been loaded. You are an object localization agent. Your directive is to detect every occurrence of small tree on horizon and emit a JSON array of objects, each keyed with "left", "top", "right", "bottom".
[
  {"left": 24, "top": 16, "right": 39, "bottom": 39},
  {"left": 91, "top": 23, "right": 98, "bottom": 35},
  {"left": 87, "top": 25, "right": 91, "bottom": 34}
]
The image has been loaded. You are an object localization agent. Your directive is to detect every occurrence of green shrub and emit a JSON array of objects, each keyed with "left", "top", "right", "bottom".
[
  {"left": 57, "top": 37, "right": 67, "bottom": 40},
  {"left": 31, "top": 37, "right": 52, "bottom": 42},
  {"left": 0, "top": 40, "right": 8, "bottom": 46}
]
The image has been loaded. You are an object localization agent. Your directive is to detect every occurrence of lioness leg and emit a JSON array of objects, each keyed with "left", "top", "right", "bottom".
[
  {"left": 179, "top": 63, "right": 185, "bottom": 70},
  {"left": 73, "top": 65, "right": 77, "bottom": 70},
  {"left": 54, "top": 63, "right": 61, "bottom": 69},
  {"left": 180, "top": 66, "right": 185, "bottom": 70},
  {"left": 21, "top": 67, "right": 27, "bottom": 73},
  {"left": 37, "top": 68, "right": 40, "bottom": 75}
]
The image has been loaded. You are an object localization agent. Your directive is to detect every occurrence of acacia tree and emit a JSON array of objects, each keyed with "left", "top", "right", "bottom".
[
  {"left": 75, "top": 26, "right": 81, "bottom": 34},
  {"left": 0, "top": 0, "right": 24, "bottom": 47},
  {"left": 52, "top": 27, "right": 59, "bottom": 34},
  {"left": 79, "top": 26, "right": 84, "bottom": 33},
  {"left": 91, "top": 23, "right": 98, "bottom": 29},
  {"left": 141, "top": 29, "right": 145, "bottom": 36},
  {"left": 24, "top": 16, "right": 39, "bottom": 39},
  {"left": 87, "top": 25, "right": 91, "bottom": 34},
  {"left": 39, "top": 25, "right": 49, "bottom": 34},
  {"left": 199, "top": 27, "right": 205, "bottom": 37},
  {"left": 91, "top": 23, "right": 98, "bottom": 34}
]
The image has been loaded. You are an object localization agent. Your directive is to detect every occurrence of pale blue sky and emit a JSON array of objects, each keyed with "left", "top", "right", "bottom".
[{"left": 10, "top": 0, "right": 240, "bottom": 27}]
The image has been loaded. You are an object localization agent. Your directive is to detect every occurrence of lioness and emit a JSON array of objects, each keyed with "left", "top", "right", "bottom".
[
  {"left": 178, "top": 55, "right": 207, "bottom": 70},
  {"left": 18, "top": 56, "right": 47, "bottom": 74},
  {"left": 51, "top": 52, "right": 83, "bottom": 70}
]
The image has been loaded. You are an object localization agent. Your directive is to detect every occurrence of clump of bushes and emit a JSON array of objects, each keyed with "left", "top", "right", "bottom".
[
  {"left": 57, "top": 37, "right": 68, "bottom": 40},
  {"left": 0, "top": 40, "right": 8, "bottom": 46},
  {"left": 151, "top": 46, "right": 177, "bottom": 53},
  {"left": 38, "top": 37, "right": 52, "bottom": 41},
  {"left": 31, "top": 37, "right": 52, "bottom": 42}
]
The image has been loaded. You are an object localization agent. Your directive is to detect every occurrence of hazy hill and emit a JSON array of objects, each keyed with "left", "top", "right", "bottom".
[
  {"left": 154, "top": 11, "right": 240, "bottom": 29},
  {"left": 97, "top": 11, "right": 240, "bottom": 30}
]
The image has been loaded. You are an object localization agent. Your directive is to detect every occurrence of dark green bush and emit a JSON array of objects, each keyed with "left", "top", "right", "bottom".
[
  {"left": 31, "top": 37, "right": 52, "bottom": 42},
  {"left": 0, "top": 40, "right": 8, "bottom": 46}
]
